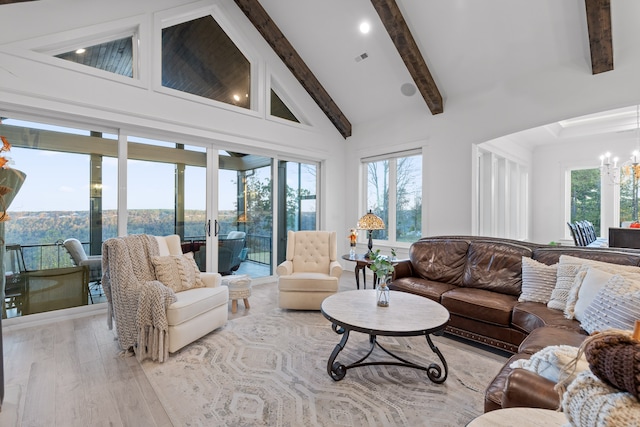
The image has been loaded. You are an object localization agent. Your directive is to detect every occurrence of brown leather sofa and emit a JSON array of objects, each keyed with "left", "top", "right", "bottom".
[{"left": 388, "top": 235, "right": 640, "bottom": 412}]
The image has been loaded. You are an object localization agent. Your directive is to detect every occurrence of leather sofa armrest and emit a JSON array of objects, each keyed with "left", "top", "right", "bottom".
[
  {"left": 201, "top": 272, "right": 222, "bottom": 288},
  {"left": 392, "top": 260, "right": 413, "bottom": 280},
  {"left": 276, "top": 260, "right": 293, "bottom": 276},
  {"left": 329, "top": 261, "right": 343, "bottom": 278},
  {"left": 502, "top": 368, "right": 561, "bottom": 410}
]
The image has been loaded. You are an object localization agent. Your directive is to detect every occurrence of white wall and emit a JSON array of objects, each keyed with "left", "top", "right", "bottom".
[
  {"left": 1, "top": 0, "right": 640, "bottom": 254},
  {"left": 345, "top": 11, "right": 640, "bottom": 246},
  {"left": 0, "top": 0, "right": 347, "bottom": 257},
  {"left": 532, "top": 131, "right": 640, "bottom": 245}
]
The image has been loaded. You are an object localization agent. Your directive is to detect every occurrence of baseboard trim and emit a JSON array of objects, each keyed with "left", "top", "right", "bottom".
[{"left": 2, "top": 303, "right": 107, "bottom": 332}]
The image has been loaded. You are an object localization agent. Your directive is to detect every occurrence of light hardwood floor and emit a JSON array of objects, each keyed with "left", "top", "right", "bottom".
[
  {"left": 0, "top": 271, "right": 364, "bottom": 427},
  {"left": 2, "top": 311, "right": 173, "bottom": 427}
]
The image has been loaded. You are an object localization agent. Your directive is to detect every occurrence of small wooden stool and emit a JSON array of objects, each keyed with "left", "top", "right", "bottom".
[{"left": 221, "top": 274, "right": 252, "bottom": 313}]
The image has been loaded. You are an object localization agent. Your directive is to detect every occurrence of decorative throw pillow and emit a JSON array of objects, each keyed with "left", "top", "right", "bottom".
[
  {"left": 547, "top": 261, "right": 583, "bottom": 311},
  {"left": 563, "top": 370, "right": 640, "bottom": 427},
  {"left": 565, "top": 266, "right": 614, "bottom": 321},
  {"left": 509, "top": 345, "right": 589, "bottom": 384},
  {"left": 581, "top": 274, "right": 640, "bottom": 335},
  {"left": 151, "top": 252, "right": 204, "bottom": 293},
  {"left": 549, "top": 255, "right": 640, "bottom": 313},
  {"left": 519, "top": 257, "right": 557, "bottom": 304}
]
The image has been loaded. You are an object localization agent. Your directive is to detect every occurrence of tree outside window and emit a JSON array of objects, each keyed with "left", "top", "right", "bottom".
[
  {"left": 570, "top": 168, "right": 601, "bottom": 231},
  {"left": 620, "top": 164, "right": 640, "bottom": 223},
  {"left": 365, "top": 154, "right": 422, "bottom": 245}
]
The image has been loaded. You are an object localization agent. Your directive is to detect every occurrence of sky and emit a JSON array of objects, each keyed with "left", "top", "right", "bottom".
[
  {"left": 4, "top": 120, "right": 231, "bottom": 212},
  {"left": 4, "top": 119, "right": 315, "bottom": 214}
]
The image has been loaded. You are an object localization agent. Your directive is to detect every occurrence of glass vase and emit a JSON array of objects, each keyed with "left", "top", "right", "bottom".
[
  {"left": 376, "top": 282, "right": 390, "bottom": 307},
  {"left": 349, "top": 244, "right": 356, "bottom": 259}
]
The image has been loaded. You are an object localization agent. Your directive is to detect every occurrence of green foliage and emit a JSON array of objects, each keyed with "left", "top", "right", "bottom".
[
  {"left": 620, "top": 168, "right": 640, "bottom": 223},
  {"left": 368, "top": 249, "right": 394, "bottom": 279},
  {"left": 570, "top": 168, "right": 601, "bottom": 230}
]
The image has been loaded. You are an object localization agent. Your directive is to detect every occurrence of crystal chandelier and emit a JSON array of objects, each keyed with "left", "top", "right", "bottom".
[{"left": 599, "top": 105, "right": 640, "bottom": 185}]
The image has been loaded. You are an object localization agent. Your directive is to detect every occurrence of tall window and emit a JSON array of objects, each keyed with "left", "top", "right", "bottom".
[
  {"left": 284, "top": 161, "right": 316, "bottom": 231},
  {"left": 570, "top": 168, "right": 601, "bottom": 230},
  {"left": 619, "top": 164, "right": 640, "bottom": 224},
  {"left": 363, "top": 153, "right": 422, "bottom": 245},
  {"left": 2, "top": 119, "right": 118, "bottom": 267},
  {"left": 126, "top": 136, "right": 206, "bottom": 237}
]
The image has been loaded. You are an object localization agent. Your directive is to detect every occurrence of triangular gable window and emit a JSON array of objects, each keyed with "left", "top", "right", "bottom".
[
  {"left": 270, "top": 89, "right": 299, "bottom": 123},
  {"left": 55, "top": 36, "right": 134, "bottom": 78},
  {"left": 162, "top": 15, "right": 251, "bottom": 109}
]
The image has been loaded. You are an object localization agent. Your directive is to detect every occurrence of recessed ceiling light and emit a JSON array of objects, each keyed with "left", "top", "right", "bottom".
[
  {"left": 359, "top": 22, "right": 370, "bottom": 34},
  {"left": 75, "top": 48, "right": 86, "bottom": 54}
]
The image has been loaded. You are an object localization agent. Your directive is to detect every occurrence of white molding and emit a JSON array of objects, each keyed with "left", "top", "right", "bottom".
[
  {"left": 0, "top": 14, "right": 149, "bottom": 90},
  {"left": 3, "top": 303, "right": 107, "bottom": 332}
]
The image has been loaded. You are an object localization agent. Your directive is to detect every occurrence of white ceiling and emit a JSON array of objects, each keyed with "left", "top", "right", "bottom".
[{"left": 258, "top": 0, "right": 639, "bottom": 144}]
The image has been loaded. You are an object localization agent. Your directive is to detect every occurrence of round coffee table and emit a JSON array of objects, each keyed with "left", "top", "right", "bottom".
[{"left": 321, "top": 289, "right": 450, "bottom": 383}]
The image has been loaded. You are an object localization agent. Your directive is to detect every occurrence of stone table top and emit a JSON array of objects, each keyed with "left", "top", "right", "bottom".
[
  {"left": 321, "top": 290, "right": 450, "bottom": 336},
  {"left": 466, "top": 408, "right": 567, "bottom": 427}
]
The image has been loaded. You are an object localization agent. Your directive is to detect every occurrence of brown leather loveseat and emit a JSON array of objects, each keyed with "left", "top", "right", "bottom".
[{"left": 388, "top": 235, "right": 640, "bottom": 412}]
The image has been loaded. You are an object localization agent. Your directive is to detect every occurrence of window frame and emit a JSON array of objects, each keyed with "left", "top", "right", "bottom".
[
  {"left": 361, "top": 149, "right": 422, "bottom": 249},
  {"left": 565, "top": 166, "right": 604, "bottom": 239},
  {"left": 153, "top": 4, "right": 261, "bottom": 116}
]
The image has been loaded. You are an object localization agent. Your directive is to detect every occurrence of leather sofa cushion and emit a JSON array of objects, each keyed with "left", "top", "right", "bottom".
[
  {"left": 512, "top": 301, "right": 584, "bottom": 334},
  {"left": 409, "top": 238, "right": 469, "bottom": 285},
  {"left": 388, "top": 277, "right": 457, "bottom": 302},
  {"left": 462, "top": 241, "right": 532, "bottom": 296},
  {"left": 502, "top": 368, "right": 561, "bottom": 410},
  {"left": 533, "top": 247, "right": 640, "bottom": 266},
  {"left": 517, "top": 326, "right": 587, "bottom": 355},
  {"left": 442, "top": 287, "right": 517, "bottom": 326},
  {"left": 484, "top": 353, "right": 530, "bottom": 412}
]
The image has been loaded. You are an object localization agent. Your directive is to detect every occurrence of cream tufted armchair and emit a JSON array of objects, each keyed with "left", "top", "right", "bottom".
[{"left": 277, "top": 230, "right": 342, "bottom": 310}]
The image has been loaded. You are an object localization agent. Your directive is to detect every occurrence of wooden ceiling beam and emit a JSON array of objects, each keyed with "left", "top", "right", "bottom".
[
  {"left": 370, "top": 0, "right": 443, "bottom": 115},
  {"left": 584, "top": 0, "right": 613, "bottom": 74},
  {"left": 234, "top": 0, "right": 352, "bottom": 138}
]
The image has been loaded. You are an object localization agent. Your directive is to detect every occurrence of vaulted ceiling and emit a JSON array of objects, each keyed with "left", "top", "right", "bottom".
[
  {"left": 241, "top": 0, "right": 614, "bottom": 139},
  {"left": 0, "top": 0, "right": 627, "bottom": 142}
]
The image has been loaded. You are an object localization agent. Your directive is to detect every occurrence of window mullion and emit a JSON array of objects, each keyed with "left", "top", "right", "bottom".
[{"left": 388, "top": 159, "right": 398, "bottom": 243}]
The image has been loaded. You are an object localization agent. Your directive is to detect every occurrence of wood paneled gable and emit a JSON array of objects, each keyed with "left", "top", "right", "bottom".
[{"left": 234, "top": 0, "right": 352, "bottom": 139}]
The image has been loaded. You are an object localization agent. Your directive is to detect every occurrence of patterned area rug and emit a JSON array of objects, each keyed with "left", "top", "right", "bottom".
[{"left": 140, "top": 284, "right": 506, "bottom": 426}]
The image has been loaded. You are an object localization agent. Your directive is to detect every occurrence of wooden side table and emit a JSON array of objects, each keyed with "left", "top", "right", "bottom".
[
  {"left": 341, "top": 254, "right": 406, "bottom": 289},
  {"left": 341, "top": 254, "right": 375, "bottom": 289}
]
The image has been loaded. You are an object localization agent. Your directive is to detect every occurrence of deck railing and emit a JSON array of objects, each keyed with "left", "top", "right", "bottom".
[{"left": 12, "top": 234, "right": 273, "bottom": 273}]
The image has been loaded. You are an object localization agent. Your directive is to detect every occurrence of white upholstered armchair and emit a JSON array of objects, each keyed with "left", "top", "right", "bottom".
[
  {"left": 102, "top": 234, "right": 228, "bottom": 361},
  {"left": 277, "top": 230, "right": 342, "bottom": 310}
]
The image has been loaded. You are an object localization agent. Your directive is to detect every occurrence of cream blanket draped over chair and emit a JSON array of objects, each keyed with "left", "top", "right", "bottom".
[{"left": 103, "top": 234, "right": 176, "bottom": 362}]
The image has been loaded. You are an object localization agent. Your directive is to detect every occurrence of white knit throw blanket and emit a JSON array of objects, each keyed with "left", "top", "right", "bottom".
[{"left": 102, "top": 234, "right": 177, "bottom": 362}]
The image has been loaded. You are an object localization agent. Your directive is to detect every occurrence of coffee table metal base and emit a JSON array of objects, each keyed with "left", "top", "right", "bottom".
[{"left": 327, "top": 323, "right": 448, "bottom": 383}]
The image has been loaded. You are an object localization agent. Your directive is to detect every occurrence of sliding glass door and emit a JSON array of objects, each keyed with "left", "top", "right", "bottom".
[
  {"left": 218, "top": 152, "right": 273, "bottom": 278},
  {"left": 0, "top": 117, "right": 320, "bottom": 318}
]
